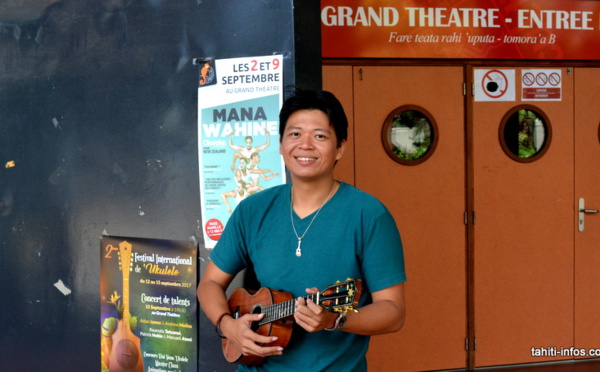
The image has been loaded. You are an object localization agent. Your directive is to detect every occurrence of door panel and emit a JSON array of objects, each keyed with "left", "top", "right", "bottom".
[
  {"left": 472, "top": 67, "right": 574, "bottom": 366},
  {"left": 574, "top": 68, "right": 600, "bottom": 354},
  {"left": 350, "top": 66, "right": 466, "bottom": 371},
  {"left": 323, "top": 65, "right": 355, "bottom": 185},
  {"left": 323, "top": 64, "right": 595, "bottom": 370}
]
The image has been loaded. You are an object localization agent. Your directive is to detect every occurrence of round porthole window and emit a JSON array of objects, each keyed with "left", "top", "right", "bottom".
[
  {"left": 381, "top": 105, "right": 438, "bottom": 165},
  {"left": 499, "top": 105, "right": 551, "bottom": 162}
]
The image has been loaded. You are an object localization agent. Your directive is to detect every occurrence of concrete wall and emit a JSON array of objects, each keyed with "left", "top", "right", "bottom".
[{"left": 0, "top": 1, "right": 321, "bottom": 370}]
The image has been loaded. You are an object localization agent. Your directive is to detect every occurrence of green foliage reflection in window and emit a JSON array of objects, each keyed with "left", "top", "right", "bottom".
[
  {"left": 504, "top": 109, "right": 547, "bottom": 159},
  {"left": 389, "top": 110, "right": 433, "bottom": 161}
]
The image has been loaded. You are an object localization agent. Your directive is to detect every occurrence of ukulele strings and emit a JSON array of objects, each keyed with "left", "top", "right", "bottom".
[{"left": 258, "top": 293, "right": 319, "bottom": 325}]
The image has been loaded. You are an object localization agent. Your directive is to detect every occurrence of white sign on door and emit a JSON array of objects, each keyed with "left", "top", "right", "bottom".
[
  {"left": 522, "top": 69, "right": 562, "bottom": 101},
  {"left": 474, "top": 69, "right": 516, "bottom": 102}
]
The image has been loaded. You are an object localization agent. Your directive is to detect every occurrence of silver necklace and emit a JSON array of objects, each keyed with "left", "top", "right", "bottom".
[{"left": 290, "top": 183, "right": 335, "bottom": 257}]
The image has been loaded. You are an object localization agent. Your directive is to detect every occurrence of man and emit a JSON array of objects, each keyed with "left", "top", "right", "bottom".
[{"left": 198, "top": 90, "right": 406, "bottom": 371}]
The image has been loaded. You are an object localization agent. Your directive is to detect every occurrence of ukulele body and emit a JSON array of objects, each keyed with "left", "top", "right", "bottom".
[
  {"left": 223, "top": 287, "right": 295, "bottom": 365},
  {"left": 108, "top": 318, "right": 144, "bottom": 372},
  {"left": 221, "top": 278, "right": 361, "bottom": 366}
]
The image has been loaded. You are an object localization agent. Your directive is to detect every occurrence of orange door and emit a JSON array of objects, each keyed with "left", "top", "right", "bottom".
[
  {"left": 323, "top": 65, "right": 355, "bottom": 185},
  {"left": 574, "top": 68, "right": 600, "bottom": 355},
  {"left": 472, "top": 67, "right": 574, "bottom": 367},
  {"left": 326, "top": 65, "right": 468, "bottom": 371}
]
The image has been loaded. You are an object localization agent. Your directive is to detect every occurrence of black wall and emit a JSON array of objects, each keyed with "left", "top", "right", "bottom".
[{"left": 0, "top": 1, "right": 321, "bottom": 370}]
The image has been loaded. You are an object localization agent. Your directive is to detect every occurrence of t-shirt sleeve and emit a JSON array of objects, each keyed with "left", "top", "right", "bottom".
[{"left": 360, "top": 206, "right": 406, "bottom": 293}]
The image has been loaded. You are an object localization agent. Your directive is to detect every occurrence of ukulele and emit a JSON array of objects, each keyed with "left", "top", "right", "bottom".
[
  {"left": 222, "top": 278, "right": 362, "bottom": 365},
  {"left": 108, "top": 241, "right": 145, "bottom": 372}
]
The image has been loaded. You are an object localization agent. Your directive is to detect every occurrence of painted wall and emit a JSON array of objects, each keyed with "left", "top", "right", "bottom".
[{"left": 0, "top": 1, "right": 321, "bottom": 370}]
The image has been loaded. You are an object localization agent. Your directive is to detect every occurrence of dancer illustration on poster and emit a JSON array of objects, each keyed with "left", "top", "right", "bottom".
[{"left": 228, "top": 127, "right": 271, "bottom": 171}]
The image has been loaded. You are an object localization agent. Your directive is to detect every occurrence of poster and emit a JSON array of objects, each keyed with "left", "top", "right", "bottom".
[
  {"left": 100, "top": 236, "right": 198, "bottom": 372},
  {"left": 197, "top": 55, "right": 285, "bottom": 248}
]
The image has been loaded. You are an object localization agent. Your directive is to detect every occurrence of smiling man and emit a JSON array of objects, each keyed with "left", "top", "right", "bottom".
[{"left": 198, "top": 90, "right": 406, "bottom": 371}]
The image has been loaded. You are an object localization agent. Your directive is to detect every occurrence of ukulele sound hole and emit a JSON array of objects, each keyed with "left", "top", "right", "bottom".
[
  {"left": 114, "top": 339, "right": 140, "bottom": 368},
  {"left": 250, "top": 305, "right": 263, "bottom": 331}
]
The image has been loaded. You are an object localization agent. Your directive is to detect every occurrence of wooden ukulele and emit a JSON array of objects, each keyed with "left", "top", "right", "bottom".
[
  {"left": 109, "top": 241, "right": 145, "bottom": 372},
  {"left": 222, "top": 278, "right": 362, "bottom": 365}
]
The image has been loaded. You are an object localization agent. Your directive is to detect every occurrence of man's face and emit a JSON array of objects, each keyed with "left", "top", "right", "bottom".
[
  {"left": 245, "top": 137, "right": 253, "bottom": 150},
  {"left": 279, "top": 109, "right": 345, "bottom": 182}
]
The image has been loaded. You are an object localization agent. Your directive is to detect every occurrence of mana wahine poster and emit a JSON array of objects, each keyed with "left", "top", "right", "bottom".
[{"left": 197, "top": 55, "right": 285, "bottom": 249}]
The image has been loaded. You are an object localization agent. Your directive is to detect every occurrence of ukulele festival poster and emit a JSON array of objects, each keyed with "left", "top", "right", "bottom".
[
  {"left": 100, "top": 236, "right": 198, "bottom": 372},
  {"left": 197, "top": 54, "right": 286, "bottom": 249}
]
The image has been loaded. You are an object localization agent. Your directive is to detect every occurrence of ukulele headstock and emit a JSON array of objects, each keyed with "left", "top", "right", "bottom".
[
  {"left": 117, "top": 241, "right": 134, "bottom": 274},
  {"left": 320, "top": 278, "right": 362, "bottom": 313}
]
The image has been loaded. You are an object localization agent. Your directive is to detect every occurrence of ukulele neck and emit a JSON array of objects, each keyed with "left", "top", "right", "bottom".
[{"left": 257, "top": 293, "right": 319, "bottom": 326}]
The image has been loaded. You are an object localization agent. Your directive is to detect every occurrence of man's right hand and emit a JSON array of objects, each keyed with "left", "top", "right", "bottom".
[{"left": 221, "top": 313, "right": 284, "bottom": 358}]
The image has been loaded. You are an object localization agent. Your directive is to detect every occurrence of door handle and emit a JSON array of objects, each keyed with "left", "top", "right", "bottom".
[{"left": 579, "top": 198, "right": 598, "bottom": 232}]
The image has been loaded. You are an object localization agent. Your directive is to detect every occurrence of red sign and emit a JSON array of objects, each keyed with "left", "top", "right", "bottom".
[
  {"left": 205, "top": 218, "right": 224, "bottom": 241},
  {"left": 321, "top": 0, "right": 600, "bottom": 60}
]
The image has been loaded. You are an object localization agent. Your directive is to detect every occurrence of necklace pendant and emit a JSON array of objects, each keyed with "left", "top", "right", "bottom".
[
  {"left": 296, "top": 238, "right": 302, "bottom": 257},
  {"left": 290, "top": 184, "right": 335, "bottom": 258}
]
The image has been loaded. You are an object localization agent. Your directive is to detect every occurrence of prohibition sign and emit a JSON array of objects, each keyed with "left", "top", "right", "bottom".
[
  {"left": 482, "top": 69, "right": 508, "bottom": 98},
  {"left": 523, "top": 72, "right": 535, "bottom": 86},
  {"left": 536, "top": 72, "right": 548, "bottom": 86},
  {"left": 549, "top": 72, "right": 561, "bottom": 86}
]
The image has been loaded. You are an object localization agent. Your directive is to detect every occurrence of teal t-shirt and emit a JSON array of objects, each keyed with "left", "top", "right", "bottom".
[{"left": 211, "top": 182, "right": 406, "bottom": 371}]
